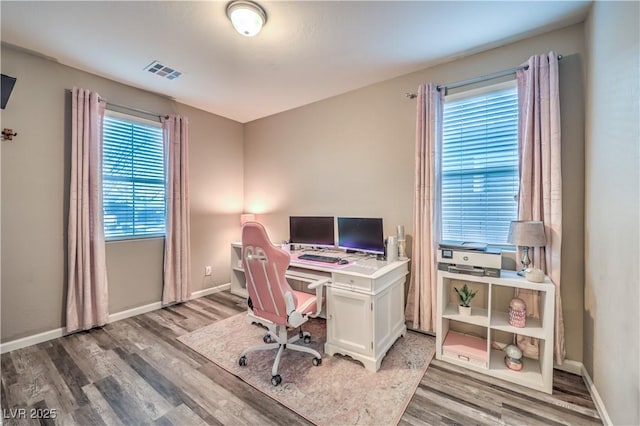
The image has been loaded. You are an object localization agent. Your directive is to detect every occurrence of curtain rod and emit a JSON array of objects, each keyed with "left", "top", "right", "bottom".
[
  {"left": 102, "top": 99, "right": 169, "bottom": 119},
  {"left": 65, "top": 89, "right": 168, "bottom": 119},
  {"left": 405, "top": 54, "right": 563, "bottom": 99}
]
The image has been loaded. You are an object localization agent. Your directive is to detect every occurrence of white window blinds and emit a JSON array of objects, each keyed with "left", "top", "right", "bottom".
[
  {"left": 441, "top": 82, "right": 519, "bottom": 244},
  {"left": 103, "top": 113, "right": 165, "bottom": 240}
]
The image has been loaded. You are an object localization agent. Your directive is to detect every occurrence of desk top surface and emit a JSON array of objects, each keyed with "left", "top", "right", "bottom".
[
  {"left": 289, "top": 249, "right": 409, "bottom": 278},
  {"left": 233, "top": 242, "right": 409, "bottom": 278}
]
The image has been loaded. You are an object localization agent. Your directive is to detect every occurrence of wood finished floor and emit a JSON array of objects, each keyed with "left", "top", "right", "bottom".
[{"left": 1, "top": 291, "right": 601, "bottom": 425}]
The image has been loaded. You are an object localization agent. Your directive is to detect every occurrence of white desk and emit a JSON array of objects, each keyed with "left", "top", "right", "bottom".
[{"left": 230, "top": 243, "right": 409, "bottom": 372}]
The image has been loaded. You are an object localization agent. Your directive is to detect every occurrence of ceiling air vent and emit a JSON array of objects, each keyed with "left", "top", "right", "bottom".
[{"left": 143, "top": 60, "right": 182, "bottom": 80}]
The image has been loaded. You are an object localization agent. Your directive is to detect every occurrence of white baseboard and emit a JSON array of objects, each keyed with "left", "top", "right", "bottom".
[
  {"left": 555, "top": 359, "right": 611, "bottom": 425},
  {"left": 0, "top": 327, "right": 66, "bottom": 354},
  {"left": 554, "top": 359, "right": 583, "bottom": 375},
  {"left": 107, "top": 301, "right": 163, "bottom": 323},
  {"left": 191, "top": 283, "right": 230, "bottom": 299},
  {"left": 0, "top": 301, "right": 161, "bottom": 354},
  {"left": 581, "top": 364, "right": 613, "bottom": 425},
  {"left": 1, "top": 284, "right": 232, "bottom": 354}
]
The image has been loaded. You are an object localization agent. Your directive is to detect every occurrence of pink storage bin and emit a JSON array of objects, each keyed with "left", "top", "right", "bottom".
[{"left": 442, "top": 331, "right": 488, "bottom": 368}]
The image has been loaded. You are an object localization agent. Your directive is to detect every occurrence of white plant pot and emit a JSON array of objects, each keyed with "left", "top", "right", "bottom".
[{"left": 458, "top": 305, "right": 472, "bottom": 316}]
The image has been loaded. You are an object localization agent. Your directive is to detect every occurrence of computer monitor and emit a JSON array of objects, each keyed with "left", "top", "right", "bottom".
[
  {"left": 337, "top": 217, "right": 385, "bottom": 255},
  {"left": 289, "top": 216, "right": 335, "bottom": 248}
]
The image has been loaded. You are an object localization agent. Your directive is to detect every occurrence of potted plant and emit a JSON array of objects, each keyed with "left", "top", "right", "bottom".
[{"left": 454, "top": 283, "right": 477, "bottom": 316}]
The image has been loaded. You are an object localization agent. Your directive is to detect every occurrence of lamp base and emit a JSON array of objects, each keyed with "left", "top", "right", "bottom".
[{"left": 518, "top": 246, "right": 531, "bottom": 277}]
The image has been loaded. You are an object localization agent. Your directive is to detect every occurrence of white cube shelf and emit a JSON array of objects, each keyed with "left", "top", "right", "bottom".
[{"left": 436, "top": 269, "right": 555, "bottom": 394}]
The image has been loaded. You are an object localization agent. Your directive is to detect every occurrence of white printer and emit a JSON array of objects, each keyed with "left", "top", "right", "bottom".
[{"left": 437, "top": 241, "right": 502, "bottom": 277}]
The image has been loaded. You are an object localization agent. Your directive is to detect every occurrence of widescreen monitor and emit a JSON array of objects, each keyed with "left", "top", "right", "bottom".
[
  {"left": 289, "top": 216, "right": 335, "bottom": 248},
  {"left": 337, "top": 217, "right": 385, "bottom": 255}
]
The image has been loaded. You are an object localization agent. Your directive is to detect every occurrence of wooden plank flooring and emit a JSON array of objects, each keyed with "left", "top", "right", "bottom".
[{"left": 1, "top": 291, "right": 601, "bottom": 425}]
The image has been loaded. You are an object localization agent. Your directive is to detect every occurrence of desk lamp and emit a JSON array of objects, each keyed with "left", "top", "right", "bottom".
[
  {"left": 240, "top": 213, "right": 256, "bottom": 225},
  {"left": 507, "top": 220, "right": 546, "bottom": 276}
]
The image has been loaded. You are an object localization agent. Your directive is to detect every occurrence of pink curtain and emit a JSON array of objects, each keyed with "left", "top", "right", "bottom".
[
  {"left": 162, "top": 115, "right": 192, "bottom": 304},
  {"left": 66, "top": 87, "right": 108, "bottom": 333},
  {"left": 515, "top": 52, "right": 566, "bottom": 364},
  {"left": 405, "top": 83, "right": 443, "bottom": 332}
]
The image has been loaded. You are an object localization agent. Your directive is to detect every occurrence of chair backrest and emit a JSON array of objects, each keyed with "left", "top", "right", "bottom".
[{"left": 242, "top": 222, "right": 296, "bottom": 326}]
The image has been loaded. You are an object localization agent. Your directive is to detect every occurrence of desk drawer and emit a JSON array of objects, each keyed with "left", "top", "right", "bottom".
[{"left": 332, "top": 273, "right": 373, "bottom": 292}]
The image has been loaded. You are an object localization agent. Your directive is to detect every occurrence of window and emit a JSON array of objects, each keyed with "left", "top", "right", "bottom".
[
  {"left": 441, "top": 81, "right": 519, "bottom": 244},
  {"left": 102, "top": 112, "right": 165, "bottom": 240}
]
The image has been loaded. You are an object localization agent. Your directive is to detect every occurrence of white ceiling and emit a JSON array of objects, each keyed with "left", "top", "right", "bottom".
[{"left": 1, "top": 1, "right": 591, "bottom": 123}]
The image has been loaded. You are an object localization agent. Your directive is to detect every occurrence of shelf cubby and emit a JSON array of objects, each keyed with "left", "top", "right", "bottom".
[{"left": 230, "top": 242, "right": 248, "bottom": 298}]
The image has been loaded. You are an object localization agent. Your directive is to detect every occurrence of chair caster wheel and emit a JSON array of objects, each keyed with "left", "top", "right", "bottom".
[
  {"left": 263, "top": 334, "right": 272, "bottom": 343},
  {"left": 271, "top": 374, "right": 282, "bottom": 386},
  {"left": 312, "top": 357, "right": 321, "bottom": 366},
  {"left": 238, "top": 356, "right": 247, "bottom": 367},
  {"left": 303, "top": 335, "right": 311, "bottom": 344}
]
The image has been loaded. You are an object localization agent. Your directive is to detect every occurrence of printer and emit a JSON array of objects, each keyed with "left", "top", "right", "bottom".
[{"left": 437, "top": 241, "right": 502, "bottom": 277}]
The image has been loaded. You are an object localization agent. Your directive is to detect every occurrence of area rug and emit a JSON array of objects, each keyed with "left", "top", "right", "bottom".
[{"left": 178, "top": 313, "right": 435, "bottom": 425}]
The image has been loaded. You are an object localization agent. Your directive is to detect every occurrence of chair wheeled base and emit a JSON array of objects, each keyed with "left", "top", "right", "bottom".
[{"left": 239, "top": 323, "right": 322, "bottom": 386}]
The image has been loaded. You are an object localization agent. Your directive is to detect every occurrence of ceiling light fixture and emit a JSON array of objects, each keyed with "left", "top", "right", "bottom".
[{"left": 226, "top": 0, "right": 267, "bottom": 37}]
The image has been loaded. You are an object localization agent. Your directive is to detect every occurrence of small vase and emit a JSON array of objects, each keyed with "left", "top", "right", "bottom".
[{"left": 458, "top": 305, "right": 472, "bottom": 316}]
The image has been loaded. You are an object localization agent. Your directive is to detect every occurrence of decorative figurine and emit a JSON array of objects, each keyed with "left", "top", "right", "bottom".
[
  {"left": 508, "top": 297, "right": 527, "bottom": 328},
  {"left": 525, "top": 267, "right": 545, "bottom": 283},
  {"left": 504, "top": 344, "right": 523, "bottom": 371}
]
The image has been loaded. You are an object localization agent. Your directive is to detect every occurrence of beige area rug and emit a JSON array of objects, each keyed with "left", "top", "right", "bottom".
[{"left": 178, "top": 313, "right": 435, "bottom": 426}]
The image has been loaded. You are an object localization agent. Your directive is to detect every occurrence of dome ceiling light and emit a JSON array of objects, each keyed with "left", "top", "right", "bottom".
[{"left": 226, "top": 0, "right": 267, "bottom": 37}]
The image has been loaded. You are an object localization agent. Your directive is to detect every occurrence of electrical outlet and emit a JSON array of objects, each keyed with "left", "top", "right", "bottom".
[{"left": 205, "top": 266, "right": 212, "bottom": 276}]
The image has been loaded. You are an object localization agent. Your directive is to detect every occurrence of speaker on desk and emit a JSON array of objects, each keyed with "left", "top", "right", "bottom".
[
  {"left": 397, "top": 225, "right": 407, "bottom": 260},
  {"left": 386, "top": 236, "right": 398, "bottom": 262}
]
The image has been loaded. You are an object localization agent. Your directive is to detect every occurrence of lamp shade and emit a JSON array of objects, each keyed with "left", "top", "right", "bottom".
[
  {"left": 240, "top": 213, "right": 256, "bottom": 225},
  {"left": 226, "top": 0, "right": 267, "bottom": 37},
  {"left": 507, "top": 221, "right": 546, "bottom": 247}
]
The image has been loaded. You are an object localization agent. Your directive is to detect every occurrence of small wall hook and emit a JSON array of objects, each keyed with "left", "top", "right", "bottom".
[{"left": 1, "top": 128, "right": 17, "bottom": 141}]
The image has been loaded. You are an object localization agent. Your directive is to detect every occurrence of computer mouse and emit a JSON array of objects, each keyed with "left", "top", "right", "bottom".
[{"left": 338, "top": 259, "right": 349, "bottom": 265}]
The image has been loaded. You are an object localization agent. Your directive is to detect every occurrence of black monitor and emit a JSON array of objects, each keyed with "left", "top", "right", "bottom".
[
  {"left": 337, "top": 217, "right": 385, "bottom": 255},
  {"left": 289, "top": 216, "right": 335, "bottom": 248}
]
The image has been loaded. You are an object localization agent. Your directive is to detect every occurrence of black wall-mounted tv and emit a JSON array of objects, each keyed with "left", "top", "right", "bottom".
[
  {"left": 1, "top": 74, "right": 17, "bottom": 110},
  {"left": 289, "top": 216, "right": 335, "bottom": 248},
  {"left": 337, "top": 217, "right": 385, "bottom": 255}
]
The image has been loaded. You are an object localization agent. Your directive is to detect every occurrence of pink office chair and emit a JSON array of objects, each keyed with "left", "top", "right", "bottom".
[{"left": 238, "top": 222, "right": 328, "bottom": 386}]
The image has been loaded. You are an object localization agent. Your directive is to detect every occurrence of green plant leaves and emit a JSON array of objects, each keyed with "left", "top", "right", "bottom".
[{"left": 454, "top": 283, "right": 477, "bottom": 307}]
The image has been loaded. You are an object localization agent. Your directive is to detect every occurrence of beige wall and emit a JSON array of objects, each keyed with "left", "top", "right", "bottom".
[
  {"left": 0, "top": 45, "right": 244, "bottom": 342},
  {"left": 584, "top": 2, "right": 639, "bottom": 424},
  {"left": 244, "top": 24, "right": 586, "bottom": 362}
]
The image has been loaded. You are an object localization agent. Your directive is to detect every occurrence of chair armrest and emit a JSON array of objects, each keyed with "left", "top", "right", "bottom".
[
  {"left": 285, "top": 291, "right": 304, "bottom": 327},
  {"left": 307, "top": 278, "right": 330, "bottom": 317}
]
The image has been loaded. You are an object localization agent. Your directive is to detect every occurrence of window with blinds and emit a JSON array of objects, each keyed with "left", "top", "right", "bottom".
[
  {"left": 103, "top": 112, "right": 165, "bottom": 240},
  {"left": 441, "top": 81, "right": 519, "bottom": 244}
]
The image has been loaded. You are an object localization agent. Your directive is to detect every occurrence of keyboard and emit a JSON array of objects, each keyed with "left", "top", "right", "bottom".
[{"left": 298, "top": 254, "right": 340, "bottom": 263}]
